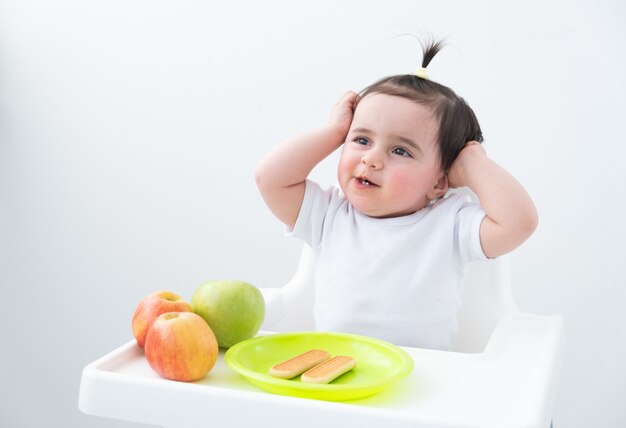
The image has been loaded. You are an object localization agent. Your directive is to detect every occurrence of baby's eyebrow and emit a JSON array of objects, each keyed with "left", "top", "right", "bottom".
[{"left": 351, "top": 127, "right": 373, "bottom": 135}]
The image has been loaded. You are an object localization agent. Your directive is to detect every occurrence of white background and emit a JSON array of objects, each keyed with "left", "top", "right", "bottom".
[{"left": 1, "top": 0, "right": 625, "bottom": 427}]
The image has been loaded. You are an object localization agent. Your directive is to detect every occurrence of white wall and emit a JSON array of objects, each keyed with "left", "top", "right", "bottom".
[{"left": 1, "top": 0, "right": 624, "bottom": 427}]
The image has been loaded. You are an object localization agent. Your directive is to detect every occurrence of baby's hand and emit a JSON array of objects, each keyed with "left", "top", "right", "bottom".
[
  {"left": 447, "top": 141, "right": 486, "bottom": 188},
  {"left": 329, "top": 91, "right": 359, "bottom": 139}
]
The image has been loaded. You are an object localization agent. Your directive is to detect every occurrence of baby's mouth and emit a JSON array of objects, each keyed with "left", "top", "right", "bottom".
[{"left": 356, "top": 176, "right": 378, "bottom": 187}]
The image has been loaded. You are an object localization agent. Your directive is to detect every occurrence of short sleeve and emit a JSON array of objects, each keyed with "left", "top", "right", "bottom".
[
  {"left": 454, "top": 197, "right": 488, "bottom": 266},
  {"left": 285, "top": 180, "right": 342, "bottom": 249}
]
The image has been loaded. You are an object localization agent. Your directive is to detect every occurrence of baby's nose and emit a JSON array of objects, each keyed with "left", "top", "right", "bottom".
[{"left": 361, "top": 152, "right": 382, "bottom": 169}]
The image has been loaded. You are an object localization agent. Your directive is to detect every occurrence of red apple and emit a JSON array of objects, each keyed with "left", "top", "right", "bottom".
[
  {"left": 144, "top": 312, "right": 219, "bottom": 381},
  {"left": 132, "top": 291, "right": 192, "bottom": 348}
]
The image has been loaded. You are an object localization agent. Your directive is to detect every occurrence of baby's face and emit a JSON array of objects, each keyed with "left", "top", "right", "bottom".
[{"left": 338, "top": 93, "right": 446, "bottom": 218}]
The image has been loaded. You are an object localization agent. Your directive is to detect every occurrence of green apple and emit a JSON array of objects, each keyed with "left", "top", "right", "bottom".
[{"left": 190, "top": 280, "right": 265, "bottom": 348}]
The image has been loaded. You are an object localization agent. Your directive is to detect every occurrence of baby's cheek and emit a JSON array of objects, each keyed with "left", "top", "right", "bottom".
[
  {"left": 390, "top": 173, "right": 430, "bottom": 201},
  {"left": 389, "top": 169, "right": 418, "bottom": 187},
  {"left": 337, "top": 152, "right": 355, "bottom": 178}
]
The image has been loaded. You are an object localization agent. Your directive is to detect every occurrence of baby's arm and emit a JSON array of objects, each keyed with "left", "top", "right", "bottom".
[
  {"left": 447, "top": 142, "right": 538, "bottom": 258},
  {"left": 255, "top": 91, "right": 358, "bottom": 229}
]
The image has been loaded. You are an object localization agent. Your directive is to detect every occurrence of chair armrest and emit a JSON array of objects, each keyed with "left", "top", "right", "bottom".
[
  {"left": 482, "top": 312, "right": 565, "bottom": 428},
  {"left": 260, "top": 287, "right": 285, "bottom": 330},
  {"left": 485, "top": 313, "right": 564, "bottom": 360},
  {"left": 258, "top": 245, "right": 316, "bottom": 332}
]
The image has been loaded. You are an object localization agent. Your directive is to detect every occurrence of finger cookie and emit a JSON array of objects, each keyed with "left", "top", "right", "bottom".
[
  {"left": 269, "top": 349, "right": 331, "bottom": 379},
  {"left": 300, "top": 355, "right": 356, "bottom": 384}
]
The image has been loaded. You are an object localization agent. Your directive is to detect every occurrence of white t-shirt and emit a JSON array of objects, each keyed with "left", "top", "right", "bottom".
[{"left": 288, "top": 180, "right": 488, "bottom": 350}]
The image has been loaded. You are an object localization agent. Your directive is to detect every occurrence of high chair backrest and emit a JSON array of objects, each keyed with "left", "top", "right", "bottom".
[
  {"left": 267, "top": 244, "right": 518, "bottom": 353},
  {"left": 452, "top": 255, "right": 518, "bottom": 353}
]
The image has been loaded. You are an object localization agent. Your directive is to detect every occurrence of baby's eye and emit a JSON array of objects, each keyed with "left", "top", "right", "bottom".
[
  {"left": 391, "top": 146, "right": 412, "bottom": 157},
  {"left": 354, "top": 137, "right": 370, "bottom": 146}
]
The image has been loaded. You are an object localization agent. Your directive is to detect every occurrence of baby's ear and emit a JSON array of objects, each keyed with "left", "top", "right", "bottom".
[{"left": 427, "top": 175, "right": 449, "bottom": 200}]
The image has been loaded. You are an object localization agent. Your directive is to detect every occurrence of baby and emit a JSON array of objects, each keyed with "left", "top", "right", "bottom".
[{"left": 255, "top": 40, "right": 537, "bottom": 350}]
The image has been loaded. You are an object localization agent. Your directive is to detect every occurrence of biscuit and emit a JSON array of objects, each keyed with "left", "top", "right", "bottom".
[
  {"left": 269, "top": 349, "right": 331, "bottom": 379},
  {"left": 300, "top": 355, "right": 356, "bottom": 384}
]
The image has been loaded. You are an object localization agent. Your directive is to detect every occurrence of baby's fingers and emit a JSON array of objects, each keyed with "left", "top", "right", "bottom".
[
  {"left": 330, "top": 91, "right": 358, "bottom": 132},
  {"left": 335, "top": 91, "right": 359, "bottom": 109}
]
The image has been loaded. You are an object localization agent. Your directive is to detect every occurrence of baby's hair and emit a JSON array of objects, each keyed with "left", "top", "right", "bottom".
[
  {"left": 358, "top": 39, "right": 483, "bottom": 174},
  {"left": 420, "top": 38, "right": 443, "bottom": 68}
]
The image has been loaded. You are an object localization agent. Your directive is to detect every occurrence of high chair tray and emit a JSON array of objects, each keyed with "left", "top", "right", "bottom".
[{"left": 79, "top": 314, "right": 563, "bottom": 428}]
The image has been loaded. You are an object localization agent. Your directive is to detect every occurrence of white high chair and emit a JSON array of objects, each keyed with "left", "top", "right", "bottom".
[{"left": 79, "top": 244, "right": 564, "bottom": 428}]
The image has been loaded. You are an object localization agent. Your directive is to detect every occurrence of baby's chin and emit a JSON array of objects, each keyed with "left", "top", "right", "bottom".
[{"left": 340, "top": 182, "right": 430, "bottom": 218}]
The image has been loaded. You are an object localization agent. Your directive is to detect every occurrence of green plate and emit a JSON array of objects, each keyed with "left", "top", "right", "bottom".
[{"left": 224, "top": 331, "right": 414, "bottom": 401}]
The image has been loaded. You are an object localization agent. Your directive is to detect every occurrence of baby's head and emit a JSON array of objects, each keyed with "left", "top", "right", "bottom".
[
  {"left": 357, "top": 40, "right": 483, "bottom": 174},
  {"left": 338, "top": 40, "right": 483, "bottom": 218}
]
